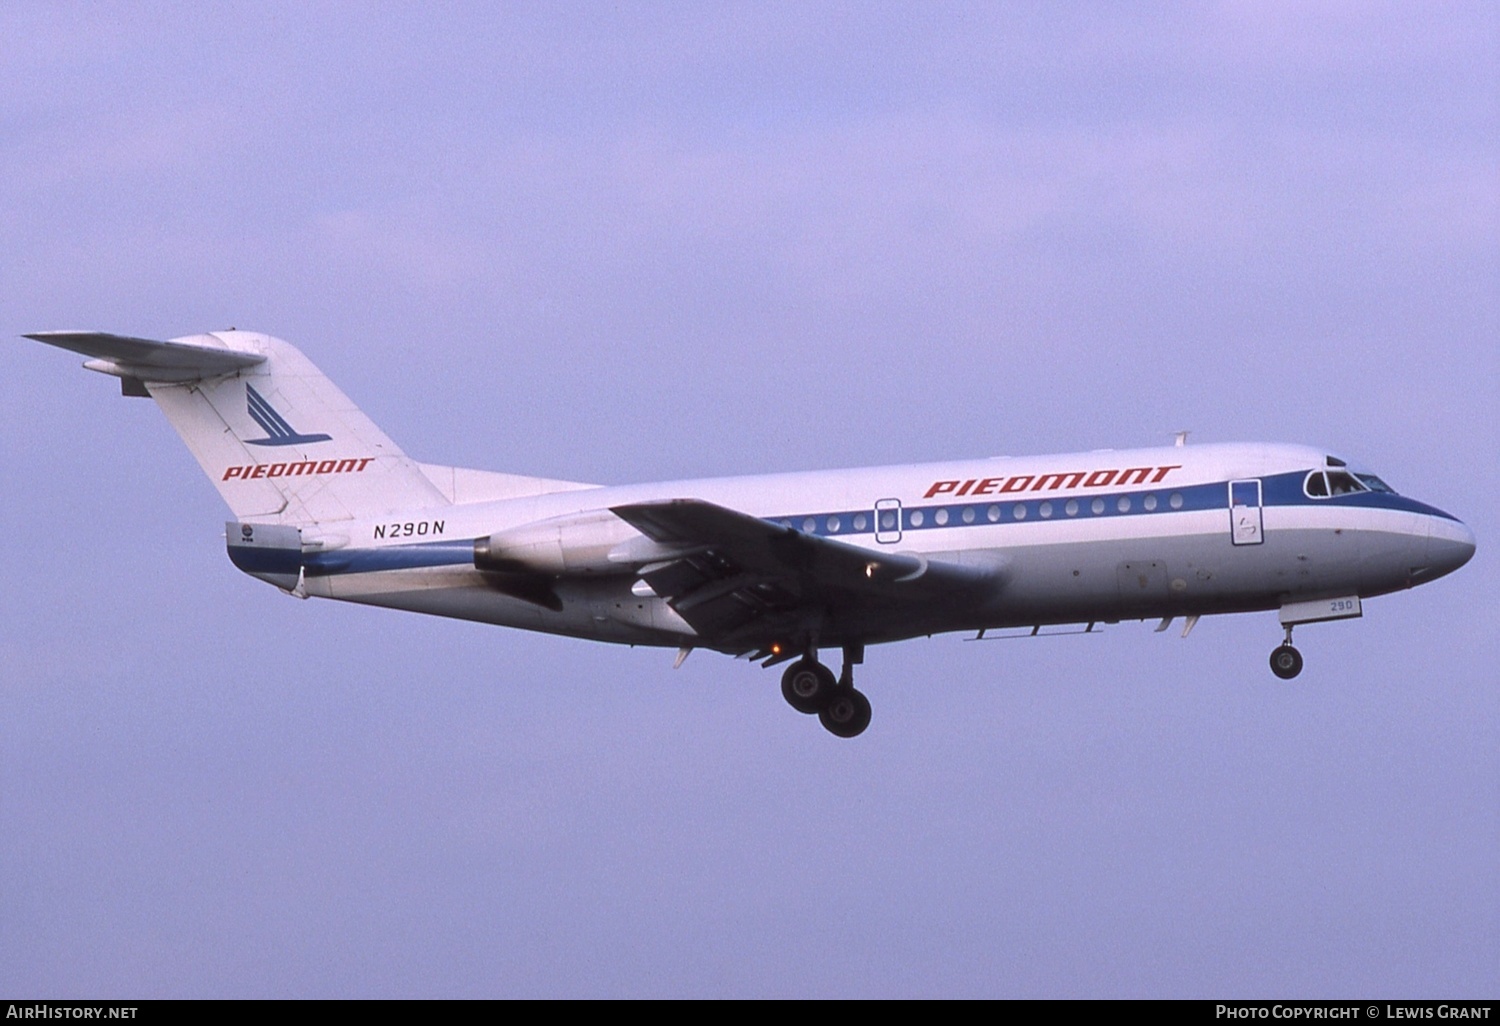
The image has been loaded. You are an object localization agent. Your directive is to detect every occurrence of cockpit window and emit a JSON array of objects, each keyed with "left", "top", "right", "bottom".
[
  {"left": 1326, "top": 456, "right": 1348, "bottom": 467},
  {"left": 1326, "top": 471, "right": 1366, "bottom": 495},
  {"left": 1356, "top": 473, "right": 1395, "bottom": 494},
  {"left": 1306, "top": 469, "right": 1372, "bottom": 498}
]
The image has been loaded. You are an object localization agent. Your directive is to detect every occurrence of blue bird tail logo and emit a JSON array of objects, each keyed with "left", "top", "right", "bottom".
[{"left": 244, "top": 384, "right": 332, "bottom": 447}]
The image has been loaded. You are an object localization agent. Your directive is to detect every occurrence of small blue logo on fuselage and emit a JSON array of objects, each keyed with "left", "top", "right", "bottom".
[{"left": 245, "top": 384, "right": 332, "bottom": 446}]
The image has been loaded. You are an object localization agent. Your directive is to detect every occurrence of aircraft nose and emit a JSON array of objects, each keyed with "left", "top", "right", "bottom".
[{"left": 1425, "top": 516, "right": 1476, "bottom": 580}]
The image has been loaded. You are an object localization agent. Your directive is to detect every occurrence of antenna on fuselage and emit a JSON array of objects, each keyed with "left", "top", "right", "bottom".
[{"left": 1174, "top": 430, "right": 1189, "bottom": 447}]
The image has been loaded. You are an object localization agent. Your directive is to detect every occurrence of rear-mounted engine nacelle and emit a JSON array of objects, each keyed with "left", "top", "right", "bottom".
[{"left": 475, "top": 509, "right": 651, "bottom": 575}]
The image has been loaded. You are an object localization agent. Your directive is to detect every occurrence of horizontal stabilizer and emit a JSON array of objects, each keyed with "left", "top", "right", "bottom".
[{"left": 24, "top": 330, "right": 266, "bottom": 380}]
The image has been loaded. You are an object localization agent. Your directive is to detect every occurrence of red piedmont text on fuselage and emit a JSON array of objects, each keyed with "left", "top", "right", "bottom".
[
  {"left": 222, "top": 457, "right": 374, "bottom": 482},
  {"left": 923, "top": 464, "right": 1182, "bottom": 500}
]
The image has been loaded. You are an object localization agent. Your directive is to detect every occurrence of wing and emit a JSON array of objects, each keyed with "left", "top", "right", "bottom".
[{"left": 612, "top": 498, "right": 1006, "bottom": 653}]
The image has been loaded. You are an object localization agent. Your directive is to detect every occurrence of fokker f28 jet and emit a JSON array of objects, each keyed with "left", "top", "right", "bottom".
[{"left": 25, "top": 329, "right": 1475, "bottom": 738}]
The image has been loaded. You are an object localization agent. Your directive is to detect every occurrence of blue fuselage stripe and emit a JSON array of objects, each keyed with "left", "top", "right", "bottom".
[
  {"left": 774, "top": 470, "right": 1457, "bottom": 541},
  {"left": 274, "top": 471, "right": 1456, "bottom": 577},
  {"left": 303, "top": 539, "right": 476, "bottom": 576}
]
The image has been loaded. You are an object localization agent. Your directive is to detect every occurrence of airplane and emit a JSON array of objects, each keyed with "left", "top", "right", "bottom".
[{"left": 23, "top": 328, "right": 1476, "bottom": 738}]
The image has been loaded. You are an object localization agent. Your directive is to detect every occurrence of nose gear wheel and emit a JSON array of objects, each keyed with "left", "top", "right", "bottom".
[{"left": 1270, "top": 644, "right": 1303, "bottom": 679}]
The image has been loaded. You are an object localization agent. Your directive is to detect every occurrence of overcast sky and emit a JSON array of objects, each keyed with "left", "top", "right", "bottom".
[{"left": 2, "top": 2, "right": 1496, "bottom": 998}]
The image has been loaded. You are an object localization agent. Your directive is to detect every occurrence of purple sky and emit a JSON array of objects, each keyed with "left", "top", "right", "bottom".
[{"left": 2, "top": 2, "right": 1496, "bottom": 997}]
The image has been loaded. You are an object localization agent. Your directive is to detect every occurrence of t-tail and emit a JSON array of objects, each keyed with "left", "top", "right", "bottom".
[{"left": 23, "top": 329, "right": 448, "bottom": 525}]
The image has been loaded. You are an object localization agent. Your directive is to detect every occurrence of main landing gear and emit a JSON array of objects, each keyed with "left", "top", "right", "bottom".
[
  {"left": 1269, "top": 625, "right": 1304, "bottom": 680},
  {"left": 781, "top": 655, "right": 872, "bottom": 738}
]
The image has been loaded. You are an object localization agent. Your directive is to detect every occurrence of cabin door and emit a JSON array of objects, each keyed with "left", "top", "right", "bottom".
[{"left": 1229, "top": 479, "right": 1264, "bottom": 546}]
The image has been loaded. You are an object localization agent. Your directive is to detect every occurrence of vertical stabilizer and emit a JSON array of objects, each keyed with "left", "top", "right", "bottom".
[{"left": 25, "top": 329, "right": 449, "bottom": 523}]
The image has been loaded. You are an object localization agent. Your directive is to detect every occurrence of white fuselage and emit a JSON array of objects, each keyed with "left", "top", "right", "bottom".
[{"left": 267, "top": 441, "right": 1473, "bottom": 653}]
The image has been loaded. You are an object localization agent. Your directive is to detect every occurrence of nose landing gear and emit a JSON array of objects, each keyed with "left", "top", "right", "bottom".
[
  {"left": 1269, "top": 626, "right": 1304, "bottom": 679},
  {"left": 779, "top": 651, "right": 872, "bottom": 738}
]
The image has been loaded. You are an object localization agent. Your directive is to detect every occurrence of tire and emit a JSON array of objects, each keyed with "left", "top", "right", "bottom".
[
  {"left": 818, "top": 688, "right": 872, "bottom": 738},
  {"left": 781, "top": 660, "right": 835, "bottom": 714},
  {"left": 1269, "top": 645, "right": 1304, "bottom": 680}
]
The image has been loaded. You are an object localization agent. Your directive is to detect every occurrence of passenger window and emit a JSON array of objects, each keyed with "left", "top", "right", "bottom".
[{"left": 1305, "top": 472, "right": 1328, "bottom": 497}]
